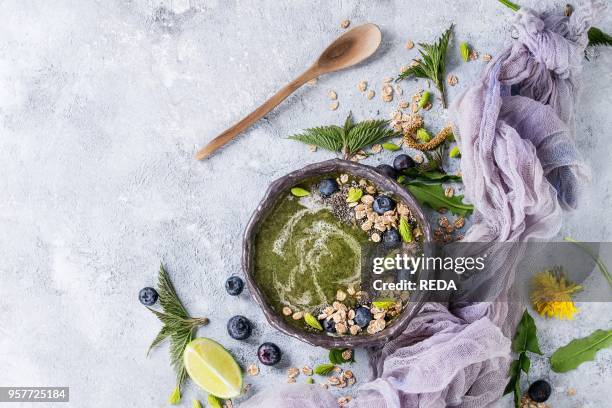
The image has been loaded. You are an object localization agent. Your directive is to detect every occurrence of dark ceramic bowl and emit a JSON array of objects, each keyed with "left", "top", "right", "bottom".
[{"left": 243, "top": 159, "right": 432, "bottom": 348}]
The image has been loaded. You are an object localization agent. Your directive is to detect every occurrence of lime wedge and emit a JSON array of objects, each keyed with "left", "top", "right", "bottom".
[{"left": 183, "top": 338, "right": 243, "bottom": 399}]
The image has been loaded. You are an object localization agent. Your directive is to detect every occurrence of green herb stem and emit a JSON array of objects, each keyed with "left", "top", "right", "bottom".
[{"left": 498, "top": 0, "right": 520, "bottom": 12}]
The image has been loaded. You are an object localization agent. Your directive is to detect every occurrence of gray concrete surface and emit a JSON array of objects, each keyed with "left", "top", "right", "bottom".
[{"left": 0, "top": 0, "right": 611, "bottom": 407}]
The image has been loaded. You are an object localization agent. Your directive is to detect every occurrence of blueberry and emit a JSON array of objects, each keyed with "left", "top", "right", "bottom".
[
  {"left": 225, "top": 276, "right": 244, "bottom": 296},
  {"left": 139, "top": 287, "right": 158, "bottom": 306},
  {"left": 376, "top": 164, "right": 397, "bottom": 180},
  {"left": 527, "top": 380, "right": 551, "bottom": 403},
  {"left": 227, "top": 315, "right": 252, "bottom": 340},
  {"left": 321, "top": 318, "right": 336, "bottom": 333},
  {"left": 353, "top": 307, "right": 373, "bottom": 328},
  {"left": 393, "top": 154, "right": 416, "bottom": 171},
  {"left": 319, "top": 178, "right": 339, "bottom": 197},
  {"left": 382, "top": 229, "right": 401, "bottom": 246},
  {"left": 257, "top": 342, "right": 282, "bottom": 366},
  {"left": 373, "top": 196, "right": 396, "bottom": 215}
]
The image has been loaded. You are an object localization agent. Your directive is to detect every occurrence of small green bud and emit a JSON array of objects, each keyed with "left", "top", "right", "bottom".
[
  {"left": 449, "top": 146, "right": 461, "bottom": 158},
  {"left": 416, "top": 128, "right": 432, "bottom": 143},
  {"left": 306, "top": 377, "right": 314, "bottom": 384},
  {"left": 192, "top": 400, "right": 203, "bottom": 408},
  {"left": 207, "top": 395, "right": 223, "bottom": 408},
  {"left": 417, "top": 91, "right": 431, "bottom": 110},
  {"left": 460, "top": 42, "right": 470, "bottom": 62}
]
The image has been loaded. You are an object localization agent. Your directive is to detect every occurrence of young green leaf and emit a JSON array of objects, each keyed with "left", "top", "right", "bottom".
[
  {"left": 460, "top": 42, "right": 470, "bottom": 62},
  {"left": 207, "top": 395, "right": 223, "bottom": 408},
  {"left": 512, "top": 310, "right": 542, "bottom": 355},
  {"left": 168, "top": 386, "right": 181, "bottom": 405},
  {"left": 291, "top": 187, "right": 310, "bottom": 197},
  {"left": 449, "top": 146, "right": 461, "bottom": 158},
  {"left": 550, "top": 329, "right": 612, "bottom": 373},
  {"left": 396, "top": 25, "right": 453, "bottom": 108},
  {"left": 398, "top": 217, "right": 413, "bottom": 243},
  {"left": 314, "top": 363, "right": 336, "bottom": 375},
  {"left": 347, "top": 187, "right": 363, "bottom": 203},
  {"left": 382, "top": 142, "right": 401, "bottom": 151},
  {"left": 192, "top": 399, "right": 203, "bottom": 408},
  {"left": 404, "top": 182, "right": 474, "bottom": 216},
  {"left": 304, "top": 313, "right": 323, "bottom": 331}
]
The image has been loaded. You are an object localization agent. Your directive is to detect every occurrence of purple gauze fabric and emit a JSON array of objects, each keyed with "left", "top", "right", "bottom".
[{"left": 240, "top": 2, "right": 600, "bottom": 407}]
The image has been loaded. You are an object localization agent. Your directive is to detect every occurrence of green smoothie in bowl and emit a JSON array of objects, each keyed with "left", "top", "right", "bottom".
[{"left": 253, "top": 171, "right": 424, "bottom": 338}]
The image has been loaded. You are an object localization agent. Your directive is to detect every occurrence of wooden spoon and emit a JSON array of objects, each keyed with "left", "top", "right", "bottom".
[{"left": 195, "top": 23, "right": 382, "bottom": 160}]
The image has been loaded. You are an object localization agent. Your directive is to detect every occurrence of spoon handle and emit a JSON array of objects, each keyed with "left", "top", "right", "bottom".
[{"left": 195, "top": 66, "right": 319, "bottom": 160}]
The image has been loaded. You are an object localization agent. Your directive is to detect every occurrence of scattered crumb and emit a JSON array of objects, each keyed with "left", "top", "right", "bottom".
[
  {"left": 292, "top": 311, "right": 304, "bottom": 320},
  {"left": 371, "top": 232, "right": 381, "bottom": 242},
  {"left": 342, "top": 349, "right": 353, "bottom": 361},
  {"left": 282, "top": 306, "right": 293, "bottom": 316},
  {"left": 406, "top": 39, "right": 414, "bottom": 49},
  {"left": 287, "top": 367, "right": 300, "bottom": 378},
  {"left": 367, "top": 90, "right": 375, "bottom": 100},
  {"left": 567, "top": 388, "right": 577, "bottom": 396},
  {"left": 371, "top": 144, "right": 383, "bottom": 153},
  {"left": 302, "top": 366, "right": 313, "bottom": 376},
  {"left": 358, "top": 81, "right": 367, "bottom": 92},
  {"left": 469, "top": 49, "right": 479, "bottom": 61},
  {"left": 330, "top": 101, "right": 339, "bottom": 110},
  {"left": 340, "top": 19, "right": 350, "bottom": 29},
  {"left": 482, "top": 53, "right": 492, "bottom": 62},
  {"left": 328, "top": 90, "right": 338, "bottom": 100},
  {"left": 399, "top": 101, "right": 409, "bottom": 109},
  {"left": 308, "top": 144, "right": 317, "bottom": 152},
  {"left": 447, "top": 74, "right": 458, "bottom": 86},
  {"left": 444, "top": 187, "right": 454, "bottom": 198},
  {"left": 287, "top": 377, "right": 296, "bottom": 384},
  {"left": 246, "top": 364, "right": 259, "bottom": 376}
]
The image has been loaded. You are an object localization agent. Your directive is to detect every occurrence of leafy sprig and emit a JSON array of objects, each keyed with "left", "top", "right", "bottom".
[
  {"left": 289, "top": 113, "right": 398, "bottom": 159},
  {"left": 504, "top": 310, "right": 542, "bottom": 408},
  {"left": 147, "top": 264, "right": 209, "bottom": 402},
  {"left": 396, "top": 25, "right": 453, "bottom": 108}
]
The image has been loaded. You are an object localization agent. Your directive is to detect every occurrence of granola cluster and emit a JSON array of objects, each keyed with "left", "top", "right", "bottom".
[{"left": 434, "top": 215, "right": 466, "bottom": 243}]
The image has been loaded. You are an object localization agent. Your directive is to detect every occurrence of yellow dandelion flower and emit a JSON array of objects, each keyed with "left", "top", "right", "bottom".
[{"left": 530, "top": 268, "right": 581, "bottom": 320}]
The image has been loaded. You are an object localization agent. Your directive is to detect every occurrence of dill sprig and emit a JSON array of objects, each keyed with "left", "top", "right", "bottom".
[
  {"left": 396, "top": 25, "right": 453, "bottom": 108},
  {"left": 289, "top": 113, "right": 399, "bottom": 159},
  {"left": 147, "top": 264, "right": 209, "bottom": 399}
]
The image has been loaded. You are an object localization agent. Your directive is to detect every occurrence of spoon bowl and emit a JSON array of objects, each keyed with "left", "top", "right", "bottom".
[
  {"left": 315, "top": 23, "right": 382, "bottom": 73},
  {"left": 195, "top": 24, "right": 383, "bottom": 160}
]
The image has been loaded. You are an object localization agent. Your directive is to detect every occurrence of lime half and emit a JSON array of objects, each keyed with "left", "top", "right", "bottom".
[{"left": 183, "top": 338, "right": 242, "bottom": 399}]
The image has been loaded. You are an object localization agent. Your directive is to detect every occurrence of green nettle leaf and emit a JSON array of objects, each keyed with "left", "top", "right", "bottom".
[
  {"left": 512, "top": 310, "right": 542, "bottom": 355},
  {"left": 291, "top": 187, "right": 310, "bottom": 197},
  {"left": 404, "top": 168, "right": 461, "bottom": 182},
  {"left": 588, "top": 27, "right": 612, "bottom": 47},
  {"left": 288, "top": 113, "right": 399, "bottom": 159},
  {"left": 550, "top": 329, "right": 612, "bottom": 373},
  {"left": 304, "top": 313, "right": 323, "bottom": 331},
  {"left": 314, "top": 363, "right": 336, "bottom": 375},
  {"left": 396, "top": 25, "right": 453, "bottom": 108},
  {"left": 207, "top": 395, "right": 223, "bottom": 408},
  {"left": 346, "top": 187, "right": 363, "bottom": 203},
  {"left": 382, "top": 142, "right": 401, "bottom": 151},
  {"left": 404, "top": 182, "right": 473, "bottom": 216},
  {"left": 398, "top": 217, "right": 413, "bottom": 243}
]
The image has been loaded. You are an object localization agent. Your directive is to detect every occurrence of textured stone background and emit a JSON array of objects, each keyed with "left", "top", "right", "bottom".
[{"left": 0, "top": 0, "right": 611, "bottom": 407}]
